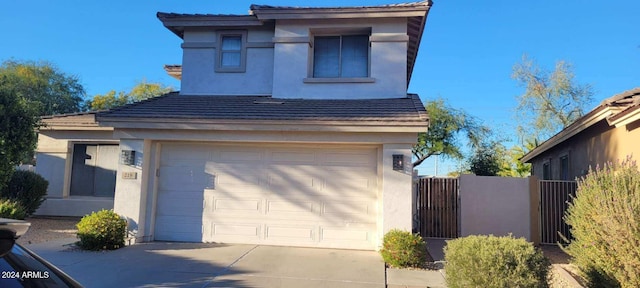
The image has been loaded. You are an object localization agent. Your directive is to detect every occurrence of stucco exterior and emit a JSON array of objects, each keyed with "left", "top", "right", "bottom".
[
  {"left": 271, "top": 18, "right": 408, "bottom": 99},
  {"left": 459, "top": 175, "right": 535, "bottom": 241},
  {"left": 181, "top": 28, "right": 275, "bottom": 95},
  {"left": 529, "top": 120, "right": 640, "bottom": 181}
]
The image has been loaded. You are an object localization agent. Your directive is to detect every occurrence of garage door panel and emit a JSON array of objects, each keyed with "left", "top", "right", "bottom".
[
  {"left": 161, "top": 145, "right": 209, "bottom": 162},
  {"left": 159, "top": 166, "right": 210, "bottom": 190},
  {"left": 157, "top": 195, "right": 203, "bottom": 216},
  {"left": 321, "top": 200, "right": 375, "bottom": 221},
  {"left": 155, "top": 215, "right": 203, "bottom": 242},
  {"left": 210, "top": 223, "right": 261, "bottom": 238},
  {"left": 267, "top": 170, "right": 318, "bottom": 193},
  {"left": 320, "top": 150, "right": 376, "bottom": 167},
  {"left": 265, "top": 225, "right": 315, "bottom": 242},
  {"left": 320, "top": 226, "right": 372, "bottom": 242},
  {"left": 263, "top": 199, "right": 320, "bottom": 220},
  {"left": 215, "top": 149, "right": 264, "bottom": 163},
  {"left": 210, "top": 197, "right": 262, "bottom": 214},
  {"left": 155, "top": 143, "right": 379, "bottom": 249},
  {"left": 269, "top": 150, "right": 316, "bottom": 164},
  {"left": 266, "top": 199, "right": 315, "bottom": 215}
]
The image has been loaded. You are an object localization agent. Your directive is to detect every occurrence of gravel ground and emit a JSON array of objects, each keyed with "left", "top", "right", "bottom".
[
  {"left": 540, "top": 245, "right": 586, "bottom": 287},
  {"left": 16, "top": 217, "right": 80, "bottom": 245}
]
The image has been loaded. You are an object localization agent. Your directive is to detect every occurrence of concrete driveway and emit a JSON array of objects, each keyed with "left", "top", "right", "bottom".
[{"left": 25, "top": 239, "right": 385, "bottom": 288}]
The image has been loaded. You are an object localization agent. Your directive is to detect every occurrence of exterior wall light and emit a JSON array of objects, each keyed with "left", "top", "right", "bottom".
[
  {"left": 121, "top": 150, "right": 136, "bottom": 166},
  {"left": 393, "top": 154, "right": 404, "bottom": 171}
]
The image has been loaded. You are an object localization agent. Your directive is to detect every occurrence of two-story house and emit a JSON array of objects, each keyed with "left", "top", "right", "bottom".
[{"left": 35, "top": 2, "right": 432, "bottom": 250}]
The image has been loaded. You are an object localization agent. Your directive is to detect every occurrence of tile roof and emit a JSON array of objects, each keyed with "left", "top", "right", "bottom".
[
  {"left": 97, "top": 92, "right": 428, "bottom": 124},
  {"left": 249, "top": 1, "right": 431, "bottom": 10},
  {"left": 39, "top": 111, "right": 112, "bottom": 130}
]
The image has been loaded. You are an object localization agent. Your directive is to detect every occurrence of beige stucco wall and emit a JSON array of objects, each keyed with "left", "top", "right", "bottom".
[
  {"left": 34, "top": 130, "right": 117, "bottom": 216},
  {"left": 459, "top": 175, "right": 533, "bottom": 241},
  {"left": 531, "top": 119, "right": 640, "bottom": 181}
]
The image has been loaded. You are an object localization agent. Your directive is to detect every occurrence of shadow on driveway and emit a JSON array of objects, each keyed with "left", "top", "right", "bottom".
[
  {"left": 26, "top": 240, "right": 385, "bottom": 288},
  {"left": 27, "top": 240, "right": 255, "bottom": 287}
]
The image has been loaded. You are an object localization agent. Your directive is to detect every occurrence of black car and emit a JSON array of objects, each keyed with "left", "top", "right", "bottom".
[{"left": 0, "top": 218, "right": 82, "bottom": 287}]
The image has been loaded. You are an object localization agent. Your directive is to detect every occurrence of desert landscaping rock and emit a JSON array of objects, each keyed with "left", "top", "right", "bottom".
[{"left": 17, "top": 217, "right": 80, "bottom": 245}]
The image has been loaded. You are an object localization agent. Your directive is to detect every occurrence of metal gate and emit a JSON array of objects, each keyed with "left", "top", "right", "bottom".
[
  {"left": 416, "top": 177, "right": 459, "bottom": 238},
  {"left": 539, "top": 180, "right": 577, "bottom": 244}
]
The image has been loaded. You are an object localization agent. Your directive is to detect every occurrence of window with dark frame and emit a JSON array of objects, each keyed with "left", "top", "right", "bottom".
[
  {"left": 313, "top": 35, "right": 369, "bottom": 78},
  {"left": 560, "top": 155, "right": 570, "bottom": 180},
  {"left": 220, "top": 35, "right": 242, "bottom": 67},
  {"left": 216, "top": 31, "right": 246, "bottom": 73},
  {"left": 543, "top": 161, "right": 551, "bottom": 180}
]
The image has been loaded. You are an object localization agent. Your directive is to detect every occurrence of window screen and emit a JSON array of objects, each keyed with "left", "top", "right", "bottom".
[{"left": 313, "top": 35, "right": 368, "bottom": 78}]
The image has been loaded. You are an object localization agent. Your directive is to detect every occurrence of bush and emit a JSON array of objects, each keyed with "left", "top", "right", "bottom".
[
  {"left": 380, "top": 229, "right": 427, "bottom": 268},
  {"left": 444, "top": 234, "right": 550, "bottom": 288},
  {"left": 0, "top": 199, "right": 27, "bottom": 220},
  {"left": 562, "top": 158, "right": 640, "bottom": 288},
  {"left": 77, "top": 210, "right": 127, "bottom": 251},
  {"left": 1, "top": 170, "right": 48, "bottom": 216}
]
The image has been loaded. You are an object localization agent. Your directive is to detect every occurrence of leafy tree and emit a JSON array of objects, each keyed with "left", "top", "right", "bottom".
[
  {"left": 0, "top": 77, "right": 39, "bottom": 190},
  {"left": 0, "top": 60, "right": 85, "bottom": 115},
  {"left": 497, "top": 140, "right": 537, "bottom": 177},
  {"left": 413, "top": 99, "right": 489, "bottom": 167},
  {"left": 512, "top": 55, "right": 594, "bottom": 141},
  {"left": 128, "top": 81, "right": 173, "bottom": 102},
  {"left": 469, "top": 142, "right": 503, "bottom": 176},
  {"left": 88, "top": 91, "right": 130, "bottom": 111},
  {"left": 87, "top": 80, "right": 172, "bottom": 110}
]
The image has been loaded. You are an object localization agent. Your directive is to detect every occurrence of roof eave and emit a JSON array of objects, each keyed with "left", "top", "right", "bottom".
[
  {"left": 157, "top": 13, "right": 265, "bottom": 38},
  {"left": 250, "top": 4, "right": 431, "bottom": 20},
  {"left": 521, "top": 107, "right": 612, "bottom": 163},
  {"left": 97, "top": 117, "right": 428, "bottom": 133},
  {"left": 607, "top": 105, "right": 640, "bottom": 127}
]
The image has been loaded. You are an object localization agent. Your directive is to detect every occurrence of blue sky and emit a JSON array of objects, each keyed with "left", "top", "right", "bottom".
[{"left": 1, "top": 1, "right": 638, "bottom": 175}]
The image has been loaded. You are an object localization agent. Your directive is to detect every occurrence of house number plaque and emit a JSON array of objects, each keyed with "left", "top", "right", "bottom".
[{"left": 122, "top": 172, "right": 137, "bottom": 180}]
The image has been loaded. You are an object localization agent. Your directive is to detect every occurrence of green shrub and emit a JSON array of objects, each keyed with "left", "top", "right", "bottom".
[
  {"left": 1, "top": 170, "right": 48, "bottom": 216},
  {"left": 444, "top": 234, "right": 550, "bottom": 288},
  {"left": 380, "top": 229, "right": 427, "bottom": 268},
  {"left": 562, "top": 158, "right": 640, "bottom": 288},
  {"left": 0, "top": 199, "right": 27, "bottom": 220},
  {"left": 77, "top": 209, "right": 127, "bottom": 251}
]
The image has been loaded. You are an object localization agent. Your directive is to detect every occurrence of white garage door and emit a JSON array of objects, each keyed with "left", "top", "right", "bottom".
[{"left": 154, "top": 143, "right": 379, "bottom": 250}]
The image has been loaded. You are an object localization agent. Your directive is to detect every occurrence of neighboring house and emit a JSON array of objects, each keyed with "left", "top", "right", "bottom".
[
  {"left": 35, "top": 1, "right": 432, "bottom": 250},
  {"left": 522, "top": 87, "right": 640, "bottom": 181}
]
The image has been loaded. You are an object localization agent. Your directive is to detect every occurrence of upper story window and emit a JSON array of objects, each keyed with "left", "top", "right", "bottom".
[
  {"left": 312, "top": 34, "right": 370, "bottom": 78},
  {"left": 216, "top": 31, "right": 247, "bottom": 73}
]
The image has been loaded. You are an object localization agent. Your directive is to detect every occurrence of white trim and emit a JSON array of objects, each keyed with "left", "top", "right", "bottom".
[
  {"left": 608, "top": 107, "right": 640, "bottom": 127},
  {"left": 99, "top": 121, "right": 428, "bottom": 133}
]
